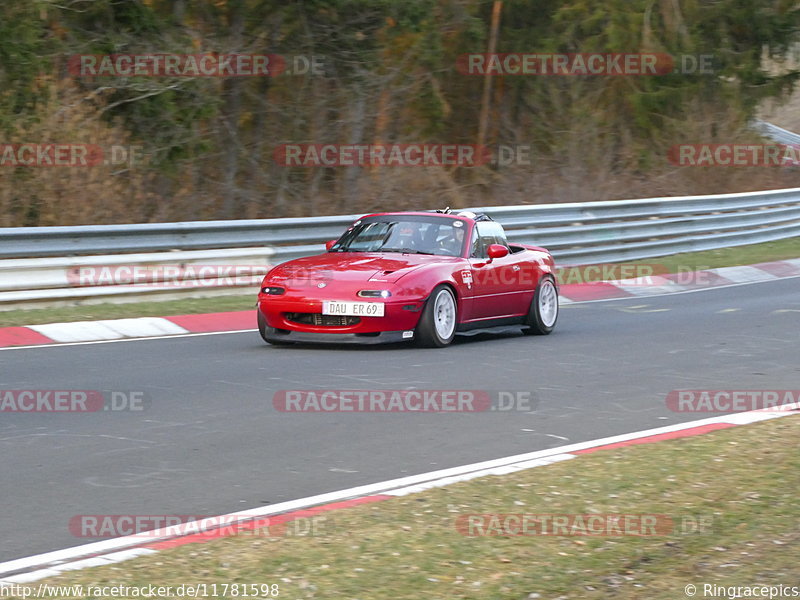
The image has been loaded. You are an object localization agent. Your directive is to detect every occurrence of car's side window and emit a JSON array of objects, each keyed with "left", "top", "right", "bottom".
[
  {"left": 470, "top": 227, "right": 484, "bottom": 258},
  {"left": 471, "top": 221, "right": 508, "bottom": 257}
]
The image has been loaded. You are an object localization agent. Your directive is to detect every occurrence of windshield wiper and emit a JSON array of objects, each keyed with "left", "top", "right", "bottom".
[{"left": 379, "top": 247, "right": 434, "bottom": 255}]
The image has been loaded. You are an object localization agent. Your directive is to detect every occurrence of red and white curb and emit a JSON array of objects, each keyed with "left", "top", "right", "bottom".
[
  {"left": 557, "top": 258, "right": 800, "bottom": 303},
  {"left": 2, "top": 403, "right": 797, "bottom": 584},
  {"left": 0, "top": 311, "right": 256, "bottom": 348},
  {"left": 0, "top": 259, "right": 798, "bottom": 348}
]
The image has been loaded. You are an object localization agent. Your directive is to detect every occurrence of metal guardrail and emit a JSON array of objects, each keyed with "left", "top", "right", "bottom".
[
  {"left": 0, "top": 187, "right": 798, "bottom": 308},
  {"left": 0, "top": 215, "right": 358, "bottom": 260},
  {"left": 752, "top": 119, "right": 800, "bottom": 146},
  {"left": 476, "top": 188, "right": 800, "bottom": 264}
]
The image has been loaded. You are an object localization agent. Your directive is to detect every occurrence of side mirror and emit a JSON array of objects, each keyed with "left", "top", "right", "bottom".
[
  {"left": 325, "top": 239, "right": 337, "bottom": 251},
  {"left": 486, "top": 244, "right": 509, "bottom": 260}
]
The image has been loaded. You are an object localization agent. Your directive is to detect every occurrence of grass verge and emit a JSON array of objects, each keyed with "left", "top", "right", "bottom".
[
  {"left": 10, "top": 415, "right": 799, "bottom": 600},
  {"left": 1, "top": 236, "right": 797, "bottom": 327},
  {"left": 613, "top": 236, "right": 800, "bottom": 273},
  {"left": 559, "top": 236, "right": 800, "bottom": 283}
]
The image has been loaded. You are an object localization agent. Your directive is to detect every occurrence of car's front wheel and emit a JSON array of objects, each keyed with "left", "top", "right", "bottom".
[
  {"left": 415, "top": 285, "right": 458, "bottom": 347},
  {"left": 258, "top": 310, "right": 292, "bottom": 345},
  {"left": 524, "top": 275, "right": 558, "bottom": 335}
]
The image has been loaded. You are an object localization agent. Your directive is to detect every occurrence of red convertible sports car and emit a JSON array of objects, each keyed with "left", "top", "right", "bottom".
[{"left": 256, "top": 210, "right": 558, "bottom": 347}]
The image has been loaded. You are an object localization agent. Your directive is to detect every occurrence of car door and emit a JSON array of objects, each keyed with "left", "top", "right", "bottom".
[{"left": 467, "top": 221, "right": 531, "bottom": 321}]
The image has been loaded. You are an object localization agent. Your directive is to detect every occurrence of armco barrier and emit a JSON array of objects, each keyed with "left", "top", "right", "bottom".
[{"left": 1, "top": 187, "right": 798, "bottom": 308}]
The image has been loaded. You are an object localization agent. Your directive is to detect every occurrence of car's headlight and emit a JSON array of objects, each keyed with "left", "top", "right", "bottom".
[
  {"left": 358, "top": 290, "right": 392, "bottom": 298},
  {"left": 261, "top": 286, "right": 286, "bottom": 295}
]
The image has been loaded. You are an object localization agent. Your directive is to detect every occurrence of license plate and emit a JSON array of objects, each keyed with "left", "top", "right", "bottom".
[{"left": 322, "top": 301, "right": 384, "bottom": 317}]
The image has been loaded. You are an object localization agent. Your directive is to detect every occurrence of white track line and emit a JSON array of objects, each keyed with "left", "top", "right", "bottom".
[
  {"left": 560, "top": 273, "right": 800, "bottom": 304},
  {"left": 2, "top": 404, "right": 797, "bottom": 582},
  {"left": 0, "top": 329, "right": 258, "bottom": 351}
]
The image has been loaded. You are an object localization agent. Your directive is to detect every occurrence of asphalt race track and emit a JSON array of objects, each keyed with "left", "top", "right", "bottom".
[{"left": 1, "top": 278, "right": 798, "bottom": 562}]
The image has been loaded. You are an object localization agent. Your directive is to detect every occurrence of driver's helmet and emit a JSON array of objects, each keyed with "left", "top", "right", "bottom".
[{"left": 389, "top": 223, "right": 422, "bottom": 248}]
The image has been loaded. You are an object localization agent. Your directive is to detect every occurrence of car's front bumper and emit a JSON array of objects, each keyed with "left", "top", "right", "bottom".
[
  {"left": 257, "top": 297, "right": 425, "bottom": 335},
  {"left": 262, "top": 326, "right": 413, "bottom": 345}
]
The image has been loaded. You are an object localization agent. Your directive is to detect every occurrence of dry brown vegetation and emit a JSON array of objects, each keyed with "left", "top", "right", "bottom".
[{"left": 1, "top": 1, "right": 799, "bottom": 225}]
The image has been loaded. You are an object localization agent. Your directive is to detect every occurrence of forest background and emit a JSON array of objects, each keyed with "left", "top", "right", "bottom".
[{"left": 1, "top": 0, "right": 799, "bottom": 226}]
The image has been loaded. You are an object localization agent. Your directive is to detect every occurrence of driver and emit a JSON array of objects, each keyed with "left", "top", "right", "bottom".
[
  {"left": 438, "top": 225, "right": 465, "bottom": 255},
  {"left": 384, "top": 223, "right": 423, "bottom": 250}
]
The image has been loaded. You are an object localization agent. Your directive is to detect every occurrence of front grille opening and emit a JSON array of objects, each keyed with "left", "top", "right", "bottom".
[{"left": 286, "top": 313, "right": 361, "bottom": 327}]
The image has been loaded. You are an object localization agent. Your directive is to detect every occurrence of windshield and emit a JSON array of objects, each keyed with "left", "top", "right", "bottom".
[{"left": 331, "top": 217, "right": 466, "bottom": 257}]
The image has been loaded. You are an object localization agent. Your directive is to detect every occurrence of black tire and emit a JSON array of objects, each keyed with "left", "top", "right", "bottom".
[
  {"left": 258, "top": 311, "right": 292, "bottom": 345},
  {"left": 524, "top": 275, "right": 558, "bottom": 335},
  {"left": 415, "top": 285, "right": 458, "bottom": 348}
]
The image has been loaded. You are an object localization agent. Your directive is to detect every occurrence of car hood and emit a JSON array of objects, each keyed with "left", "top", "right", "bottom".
[{"left": 265, "top": 252, "right": 455, "bottom": 284}]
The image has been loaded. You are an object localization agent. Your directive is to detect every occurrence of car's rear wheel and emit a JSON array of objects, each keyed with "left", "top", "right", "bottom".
[
  {"left": 524, "top": 275, "right": 558, "bottom": 335},
  {"left": 415, "top": 285, "right": 457, "bottom": 347},
  {"left": 258, "top": 310, "right": 292, "bottom": 345}
]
